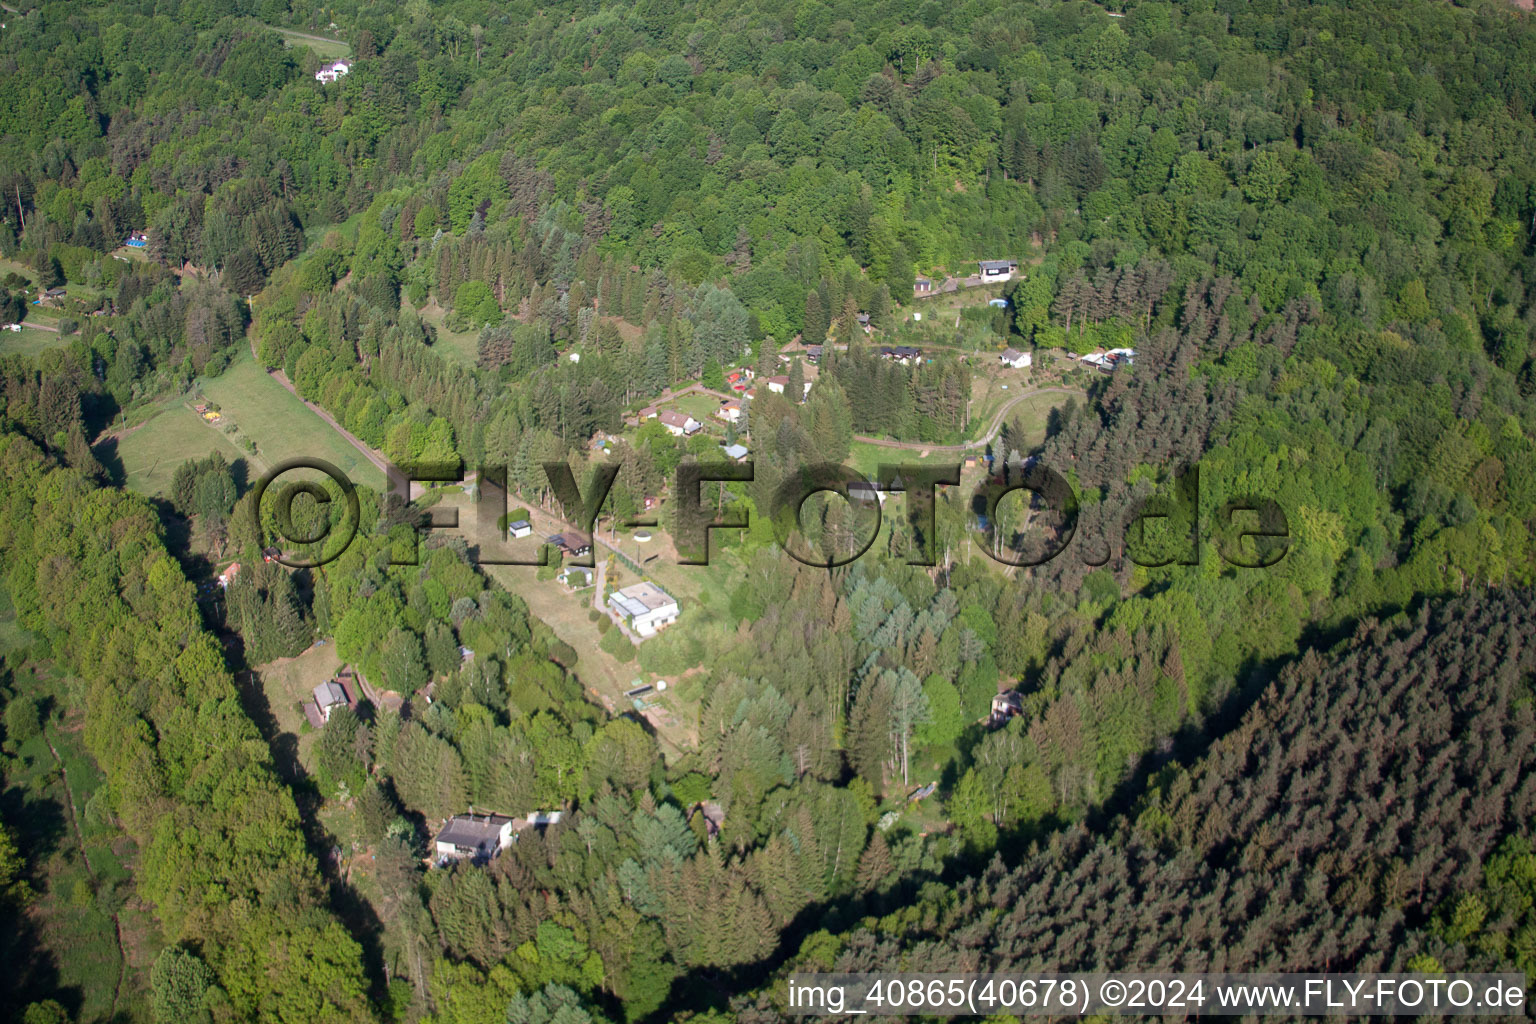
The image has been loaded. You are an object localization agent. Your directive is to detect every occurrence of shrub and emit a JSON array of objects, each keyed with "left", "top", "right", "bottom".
[
  {"left": 600, "top": 626, "right": 635, "bottom": 662},
  {"left": 3, "top": 696, "right": 41, "bottom": 748}
]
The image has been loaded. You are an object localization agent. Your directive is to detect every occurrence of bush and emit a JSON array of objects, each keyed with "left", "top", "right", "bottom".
[
  {"left": 547, "top": 638, "right": 578, "bottom": 668},
  {"left": 3, "top": 696, "right": 41, "bottom": 748},
  {"left": 596, "top": 615, "right": 612, "bottom": 635},
  {"left": 600, "top": 626, "right": 635, "bottom": 662}
]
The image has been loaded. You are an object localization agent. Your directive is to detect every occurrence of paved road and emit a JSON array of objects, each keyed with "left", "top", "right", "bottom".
[{"left": 589, "top": 555, "right": 644, "bottom": 644}]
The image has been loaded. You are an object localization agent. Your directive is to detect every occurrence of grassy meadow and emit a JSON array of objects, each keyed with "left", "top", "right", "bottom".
[{"left": 198, "top": 351, "right": 384, "bottom": 491}]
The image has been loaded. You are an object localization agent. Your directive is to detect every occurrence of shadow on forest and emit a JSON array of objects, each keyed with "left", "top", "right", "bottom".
[
  {"left": 227, "top": 647, "right": 392, "bottom": 1004},
  {"left": 92, "top": 436, "right": 126, "bottom": 489},
  {"left": 0, "top": 783, "right": 71, "bottom": 1014},
  {"left": 647, "top": 597, "right": 1408, "bottom": 1021},
  {"left": 648, "top": 859, "right": 956, "bottom": 1023}
]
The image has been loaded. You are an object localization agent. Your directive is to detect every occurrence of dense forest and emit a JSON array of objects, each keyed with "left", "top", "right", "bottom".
[
  {"left": 721, "top": 588, "right": 1536, "bottom": 1019},
  {"left": 1, "top": 0, "right": 1536, "bottom": 1020}
]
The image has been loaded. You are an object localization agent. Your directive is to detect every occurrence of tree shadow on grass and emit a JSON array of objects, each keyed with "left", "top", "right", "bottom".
[{"left": 0, "top": 782, "right": 73, "bottom": 1016}]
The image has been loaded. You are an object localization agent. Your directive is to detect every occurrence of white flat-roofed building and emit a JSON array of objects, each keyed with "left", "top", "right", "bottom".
[{"left": 607, "top": 582, "right": 680, "bottom": 637}]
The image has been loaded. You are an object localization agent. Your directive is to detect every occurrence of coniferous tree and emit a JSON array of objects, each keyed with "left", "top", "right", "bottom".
[{"left": 803, "top": 290, "right": 828, "bottom": 344}]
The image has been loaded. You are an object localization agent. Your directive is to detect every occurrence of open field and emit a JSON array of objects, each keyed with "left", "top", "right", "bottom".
[
  {"left": 988, "top": 388, "right": 1066, "bottom": 450},
  {"left": 846, "top": 439, "right": 960, "bottom": 476},
  {"left": 414, "top": 300, "right": 480, "bottom": 367},
  {"left": 0, "top": 326, "right": 65, "bottom": 359},
  {"left": 304, "top": 209, "right": 364, "bottom": 248},
  {"left": 109, "top": 244, "right": 150, "bottom": 264},
  {"left": 272, "top": 25, "right": 351, "bottom": 60},
  {"left": 199, "top": 351, "right": 385, "bottom": 491},
  {"left": 111, "top": 403, "right": 251, "bottom": 497},
  {"left": 668, "top": 391, "right": 726, "bottom": 426},
  {"left": 966, "top": 366, "right": 1046, "bottom": 440},
  {"left": 0, "top": 256, "right": 37, "bottom": 286}
]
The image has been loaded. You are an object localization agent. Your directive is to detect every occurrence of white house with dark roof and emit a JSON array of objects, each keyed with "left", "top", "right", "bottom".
[
  {"left": 312, "top": 681, "right": 349, "bottom": 722},
  {"left": 1000, "top": 347, "right": 1032, "bottom": 368},
  {"left": 434, "top": 813, "right": 516, "bottom": 863},
  {"left": 657, "top": 410, "right": 701, "bottom": 436},
  {"left": 978, "top": 259, "right": 1016, "bottom": 281}
]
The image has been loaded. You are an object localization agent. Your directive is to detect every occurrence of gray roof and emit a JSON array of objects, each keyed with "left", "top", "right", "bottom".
[
  {"left": 1001, "top": 347, "right": 1025, "bottom": 360},
  {"left": 609, "top": 581, "right": 677, "bottom": 618},
  {"left": 509, "top": 519, "right": 531, "bottom": 530},
  {"left": 313, "top": 681, "right": 347, "bottom": 708},
  {"left": 437, "top": 814, "right": 513, "bottom": 856},
  {"left": 722, "top": 444, "right": 749, "bottom": 459},
  {"left": 979, "top": 259, "right": 1014, "bottom": 271}
]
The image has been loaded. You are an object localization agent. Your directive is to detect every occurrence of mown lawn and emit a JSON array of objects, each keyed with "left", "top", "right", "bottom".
[
  {"left": 669, "top": 392, "right": 725, "bottom": 425},
  {"left": 0, "top": 326, "right": 64, "bottom": 360},
  {"left": 111, "top": 403, "right": 252, "bottom": 497},
  {"left": 991, "top": 389, "right": 1068, "bottom": 451},
  {"left": 198, "top": 351, "right": 384, "bottom": 491},
  {"left": 271, "top": 25, "right": 352, "bottom": 61}
]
